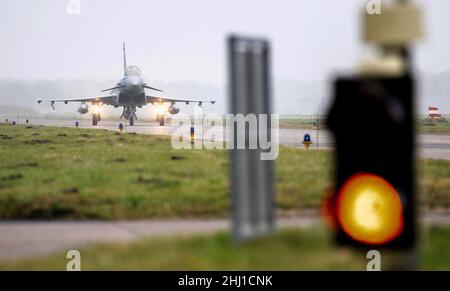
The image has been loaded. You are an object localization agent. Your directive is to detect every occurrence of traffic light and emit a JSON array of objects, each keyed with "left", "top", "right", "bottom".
[
  {"left": 326, "top": 1, "right": 424, "bottom": 250},
  {"left": 327, "top": 74, "right": 416, "bottom": 249}
]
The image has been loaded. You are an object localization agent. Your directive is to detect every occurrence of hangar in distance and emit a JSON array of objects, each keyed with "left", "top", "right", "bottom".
[{"left": 37, "top": 43, "right": 215, "bottom": 126}]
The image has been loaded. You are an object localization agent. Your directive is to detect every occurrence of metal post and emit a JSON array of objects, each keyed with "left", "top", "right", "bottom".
[{"left": 228, "top": 35, "right": 275, "bottom": 242}]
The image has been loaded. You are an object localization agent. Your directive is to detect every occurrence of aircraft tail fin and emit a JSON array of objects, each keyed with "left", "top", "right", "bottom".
[{"left": 123, "top": 42, "right": 127, "bottom": 73}]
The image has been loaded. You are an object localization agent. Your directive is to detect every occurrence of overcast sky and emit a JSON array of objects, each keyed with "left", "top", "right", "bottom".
[{"left": 1, "top": 0, "right": 449, "bottom": 85}]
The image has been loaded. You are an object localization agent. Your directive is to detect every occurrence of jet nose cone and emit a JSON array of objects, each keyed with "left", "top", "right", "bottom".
[
  {"left": 126, "top": 77, "right": 143, "bottom": 91},
  {"left": 131, "top": 78, "right": 141, "bottom": 86}
]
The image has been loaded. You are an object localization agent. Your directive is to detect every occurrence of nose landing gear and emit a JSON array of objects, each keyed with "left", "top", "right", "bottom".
[{"left": 121, "top": 106, "right": 137, "bottom": 126}]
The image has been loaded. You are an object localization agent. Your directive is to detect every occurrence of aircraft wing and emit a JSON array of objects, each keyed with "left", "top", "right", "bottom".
[
  {"left": 36, "top": 95, "right": 117, "bottom": 105},
  {"left": 146, "top": 95, "right": 215, "bottom": 106}
]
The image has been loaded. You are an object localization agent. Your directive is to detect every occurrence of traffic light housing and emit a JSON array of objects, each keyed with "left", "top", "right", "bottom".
[{"left": 327, "top": 74, "right": 416, "bottom": 249}]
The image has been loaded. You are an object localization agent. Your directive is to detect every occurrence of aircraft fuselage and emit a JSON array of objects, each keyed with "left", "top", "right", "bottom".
[{"left": 115, "top": 75, "right": 147, "bottom": 107}]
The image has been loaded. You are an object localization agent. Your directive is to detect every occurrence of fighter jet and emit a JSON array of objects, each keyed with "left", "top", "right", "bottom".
[{"left": 36, "top": 43, "right": 215, "bottom": 126}]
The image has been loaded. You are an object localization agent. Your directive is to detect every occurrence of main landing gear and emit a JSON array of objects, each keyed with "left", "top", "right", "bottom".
[
  {"left": 92, "top": 113, "right": 101, "bottom": 126},
  {"left": 156, "top": 114, "right": 165, "bottom": 126}
]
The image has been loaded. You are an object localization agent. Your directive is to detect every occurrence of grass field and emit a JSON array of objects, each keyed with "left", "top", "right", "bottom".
[
  {"left": 419, "top": 122, "right": 450, "bottom": 135},
  {"left": 1, "top": 225, "right": 448, "bottom": 270},
  {"left": 278, "top": 118, "right": 450, "bottom": 135},
  {"left": 279, "top": 118, "right": 324, "bottom": 130},
  {"left": 0, "top": 125, "right": 449, "bottom": 220}
]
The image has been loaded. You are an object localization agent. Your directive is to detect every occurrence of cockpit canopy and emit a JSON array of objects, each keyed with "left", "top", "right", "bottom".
[{"left": 124, "top": 65, "right": 142, "bottom": 76}]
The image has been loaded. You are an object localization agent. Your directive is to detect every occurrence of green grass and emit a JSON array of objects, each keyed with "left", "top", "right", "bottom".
[
  {"left": 0, "top": 125, "right": 230, "bottom": 219},
  {"left": 419, "top": 159, "right": 450, "bottom": 209},
  {"left": 279, "top": 118, "right": 450, "bottom": 135},
  {"left": 279, "top": 118, "right": 325, "bottom": 130},
  {"left": 1, "top": 226, "right": 449, "bottom": 270},
  {"left": 0, "top": 124, "right": 449, "bottom": 219},
  {"left": 419, "top": 122, "right": 450, "bottom": 135}
]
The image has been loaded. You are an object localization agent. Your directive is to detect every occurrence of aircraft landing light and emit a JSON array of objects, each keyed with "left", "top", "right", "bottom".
[
  {"left": 155, "top": 103, "right": 166, "bottom": 114},
  {"left": 91, "top": 105, "right": 101, "bottom": 114}
]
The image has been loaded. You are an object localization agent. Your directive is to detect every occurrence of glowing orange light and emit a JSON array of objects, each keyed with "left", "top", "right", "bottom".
[
  {"left": 155, "top": 103, "right": 166, "bottom": 114},
  {"left": 91, "top": 105, "right": 101, "bottom": 114},
  {"left": 321, "top": 191, "right": 337, "bottom": 229},
  {"left": 336, "top": 173, "right": 404, "bottom": 245}
]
